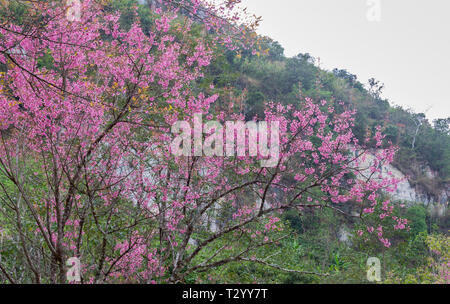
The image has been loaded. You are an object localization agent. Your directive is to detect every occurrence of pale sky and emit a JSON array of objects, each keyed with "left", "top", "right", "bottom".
[{"left": 240, "top": 0, "right": 450, "bottom": 121}]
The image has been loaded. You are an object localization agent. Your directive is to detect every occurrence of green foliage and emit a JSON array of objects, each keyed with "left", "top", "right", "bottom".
[
  {"left": 406, "top": 205, "right": 428, "bottom": 237},
  {"left": 385, "top": 233, "right": 450, "bottom": 284}
]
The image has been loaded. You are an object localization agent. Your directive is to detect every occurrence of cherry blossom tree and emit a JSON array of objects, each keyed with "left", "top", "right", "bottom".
[{"left": 0, "top": 0, "right": 406, "bottom": 283}]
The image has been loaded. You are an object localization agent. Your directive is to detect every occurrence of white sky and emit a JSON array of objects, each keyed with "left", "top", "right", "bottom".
[{"left": 240, "top": 0, "right": 450, "bottom": 121}]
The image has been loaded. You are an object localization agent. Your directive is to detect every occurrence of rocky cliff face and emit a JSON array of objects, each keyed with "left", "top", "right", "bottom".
[
  {"left": 364, "top": 151, "right": 449, "bottom": 217},
  {"left": 336, "top": 152, "right": 449, "bottom": 244}
]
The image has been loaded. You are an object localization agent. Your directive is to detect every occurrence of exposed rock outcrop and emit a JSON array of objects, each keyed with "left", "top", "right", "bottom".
[{"left": 361, "top": 151, "right": 449, "bottom": 217}]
